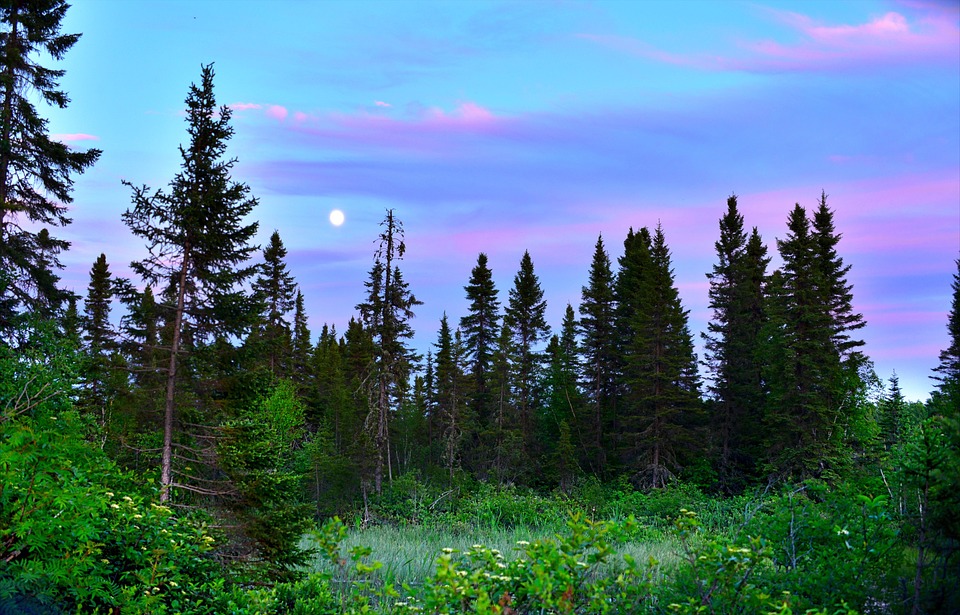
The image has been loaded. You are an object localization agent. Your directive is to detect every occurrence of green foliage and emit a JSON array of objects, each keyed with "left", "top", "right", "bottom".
[{"left": 219, "top": 379, "right": 314, "bottom": 579}]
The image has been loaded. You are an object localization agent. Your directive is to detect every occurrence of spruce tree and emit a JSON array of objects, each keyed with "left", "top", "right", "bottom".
[
  {"left": 932, "top": 258, "right": 960, "bottom": 393},
  {"left": 355, "top": 209, "right": 421, "bottom": 493},
  {"left": 434, "top": 314, "right": 467, "bottom": 483},
  {"left": 768, "top": 204, "right": 836, "bottom": 477},
  {"left": 615, "top": 227, "right": 653, "bottom": 474},
  {"left": 504, "top": 250, "right": 550, "bottom": 457},
  {"left": 703, "top": 197, "right": 770, "bottom": 489},
  {"left": 459, "top": 252, "right": 500, "bottom": 456},
  {"left": 291, "top": 290, "right": 312, "bottom": 389},
  {"left": 81, "top": 253, "right": 116, "bottom": 419},
  {"left": 578, "top": 235, "right": 617, "bottom": 475},
  {"left": 251, "top": 230, "right": 298, "bottom": 376},
  {"left": 619, "top": 225, "right": 701, "bottom": 487},
  {"left": 122, "top": 64, "right": 259, "bottom": 502},
  {"left": 0, "top": 0, "right": 100, "bottom": 334}
]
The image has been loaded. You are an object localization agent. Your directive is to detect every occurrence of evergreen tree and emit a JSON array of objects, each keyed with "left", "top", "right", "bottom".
[
  {"left": 80, "top": 253, "right": 117, "bottom": 420},
  {"left": 932, "top": 258, "right": 960, "bottom": 393},
  {"left": 355, "top": 209, "right": 421, "bottom": 494},
  {"left": 767, "top": 204, "right": 837, "bottom": 477},
  {"left": 702, "top": 197, "right": 770, "bottom": 489},
  {"left": 459, "top": 252, "right": 500, "bottom": 463},
  {"left": 251, "top": 230, "right": 297, "bottom": 376},
  {"left": 0, "top": 0, "right": 100, "bottom": 335},
  {"left": 122, "top": 64, "right": 259, "bottom": 502},
  {"left": 619, "top": 225, "right": 701, "bottom": 488},
  {"left": 811, "top": 192, "right": 866, "bottom": 365},
  {"left": 615, "top": 227, "right": 653, "bottom": 474},
  {"left": 291, "top": 290, "right": 312, "bottom": 389},
  {"left": 878, "top": 372, "right": 905, "bottom": 453},
  {"left": 505, "top": 250, "right": 551, "bottom": 457},
  {"left": 82, "top": 253, "right": 114, "bottom": 354},
  {"left": 578, "top": 235, "right": 617, "bottom": 475},
  {"left": 434, "top": 314, "right": 467, "bottom": 483}
]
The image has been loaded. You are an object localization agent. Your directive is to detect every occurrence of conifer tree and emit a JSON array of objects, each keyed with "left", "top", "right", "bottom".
[
  {"left": 767, "top": 204, "right": 836, "bottom": 477},
  {"left": 505, "top": 250, "right": 550, "bottom": 456},
  {"left": 356, "top": 209, "right": 421, "bottom": 493},
  {"left": 291, "top": 290, "right": 311, "bottom": 388},
  {"left": 251, "top": 230, "right": 297, "bottom": 376},
  {"left": 122, "top": 64, "right": 259, "bottom": 502},
  {"left": 932, "top": 258, "right": 960, "bottom": 394},
  {"left": 703, "top": 197, "right": 770, "bottom": 489},
  {"left": 460, "top": 252, "right": 500, "bottom": 453},
  {"left": 615, "top": 227, "right": 653, "bottom": 473},
  {"left": 0, "top": 0, "right": 100, "bottom": 334},
  {"left": 434, "top": 314, "right": 467, "bottom": 483},
  {"left": 619, "top": 225, "right": 701, "bottom": 487},
  {"left": 578, "top": 235, "right": 617, "bottom": 474},
  {"left": 81, "top": 253, "right": 117, "bottom": 419}
]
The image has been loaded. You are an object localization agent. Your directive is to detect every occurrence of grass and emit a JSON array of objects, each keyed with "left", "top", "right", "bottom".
[{"left": 300, "top": 520, "right": 681, "bottom": 589}]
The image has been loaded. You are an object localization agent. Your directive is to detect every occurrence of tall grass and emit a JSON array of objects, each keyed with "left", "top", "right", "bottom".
[{"left": 300, "top": 521, "right": 680, "bottom": 589}]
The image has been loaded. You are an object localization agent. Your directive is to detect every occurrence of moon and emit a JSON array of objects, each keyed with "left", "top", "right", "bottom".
[{"left": 329, "top": 209, "right": 345, "bottom": 227}]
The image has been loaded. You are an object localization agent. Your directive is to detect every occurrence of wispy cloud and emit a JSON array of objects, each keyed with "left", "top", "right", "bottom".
[
  {"left": 52, "top": 133, "right": 100, "bottom": 142},
  {"left": 266, "top": 105, "right": 289, "bottom": 121},
  {"left": 229, "top": 102, "right": 263, "bottom": 112},
  {"left": 579, "top": 4, "right": 959, "bottom": 73}
]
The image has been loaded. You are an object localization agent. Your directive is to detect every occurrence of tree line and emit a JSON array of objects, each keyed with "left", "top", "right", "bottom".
[{"left": 2, "top": 0, "right": 958, "bottom": 585}]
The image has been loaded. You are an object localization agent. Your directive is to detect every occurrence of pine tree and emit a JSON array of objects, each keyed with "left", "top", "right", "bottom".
[
  {"left": 619, "top": 225, "right": 701, "bottom": 488},
  {"left": 932, "top": 259, "right": 960, "bottom": 394},
  {"left": 355, "top": 209, "right": 421, "bottom": 494},
  {"left": 811, "top": 192, "right": 866, "bottom": 365},
  {"left": 505, "top": 250, "right": 550, "bottom": 457},
  {"left": 291, "top": 290, "right": 312, "bottom": 389},
  {"left": 80, "top": 253, "right": 116, "bottom": 419},
  {"left": 615, "top": 227, "right": 653, "bottom": 474},
  {"left": 434, "top": 314, "right": 467, "bottom": 483},
  {"left": 0, "top": 0, "right": 100, "bottom": 335},
  {"left": 122, "top": 64, "right": 259, "bottom": 502},
  {"left": 578, "top": 235, "right": 617, "bottom": 475},
  {"left": 459, "top": 252, "right": 500, "bottom": 459},
  {"left": 767, "top": 203, "right": 836, "bottom": 477},
  {"left": 251, "top": 230, "right": 298, "bottom": 376},
  {"left": 702, "top": 197, "right": 770, "bottom": 489}
]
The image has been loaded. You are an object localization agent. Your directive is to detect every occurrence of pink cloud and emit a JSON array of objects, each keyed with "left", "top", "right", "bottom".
[
  {"left": 266, "top": 105, "right": 289, "bottom": 121},
  {"left": 52, "top": 133, "right": 99, "bottom": 142},
  {"left": 579, "top": 5, "right": 959, "bottom": 73},
  {"left": 229, "top": 102, "right": 262, "bottom": 112},
  {"left": 375, "top": 101, "right": 392, "bottom": 108},
  {"left": 292, "top": 111, "right": 311, "bottom": 123}
]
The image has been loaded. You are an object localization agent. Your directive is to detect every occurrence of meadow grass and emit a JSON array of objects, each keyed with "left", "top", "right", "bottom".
[{"left": 300, "top": 520, "right": 681, "bottom": 589}]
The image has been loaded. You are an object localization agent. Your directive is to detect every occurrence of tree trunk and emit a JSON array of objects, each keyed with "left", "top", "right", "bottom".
[
  {"left": 0, "top": 5, "right": 19, "bottom": 237},
  {"left": 160, "top": 249, "right": 189, "bottom": 502}
]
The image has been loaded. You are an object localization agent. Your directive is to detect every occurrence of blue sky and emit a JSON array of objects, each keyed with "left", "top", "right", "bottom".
[{"left": 46, "top": 0, "right": 959, "bottom": 400}]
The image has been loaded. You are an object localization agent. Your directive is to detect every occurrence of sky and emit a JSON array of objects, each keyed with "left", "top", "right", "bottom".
[{"left": 43, "top": 0, "right": 959, "bottom": 401}]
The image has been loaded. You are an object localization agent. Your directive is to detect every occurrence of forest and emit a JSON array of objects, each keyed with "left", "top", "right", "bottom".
[{"left": 1, "top": 2, "right": 958, "bottom": 614}]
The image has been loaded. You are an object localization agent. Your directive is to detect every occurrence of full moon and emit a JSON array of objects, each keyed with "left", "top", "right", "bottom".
[{"left": 329, "top": 209, "right": 345, "bottom": 227}]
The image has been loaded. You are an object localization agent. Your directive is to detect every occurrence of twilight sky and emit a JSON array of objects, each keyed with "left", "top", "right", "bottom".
[{"left": 45, "top": 0, "right": 958, "bottom": 401}]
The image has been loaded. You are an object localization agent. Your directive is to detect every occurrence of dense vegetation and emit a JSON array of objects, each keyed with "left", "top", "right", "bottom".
[{"left": 1, "top": 2, "right": 958, "bottom": 613}]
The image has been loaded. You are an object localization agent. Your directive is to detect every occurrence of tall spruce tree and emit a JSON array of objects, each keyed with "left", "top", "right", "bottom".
[
  {"left": 578, "top": 235, "right": 617, "bottom": 475},
  {"left": 505, "top": 250, "right": 551, "bottom": 458},
  {"left": 355, "top": 209, "right": 421, "bottom": 494},
  {"left": 434, "top": 314, "right": 467, "bottom": 483},
  {"left": 460, "top": 252, "right": 500, "bottom": 460},
  {"left": 0, "top": 0, "right": 100, "bottom": 335},
  {"left": 291, "top": 290, "right": 312, "bottom": 389},
  {"left": 703, "top": 197, "right": 770, "bottom": 489},
  {"left": 767, "top": 204, "right": 837, "bottom": 477},
  {"left": 619, "top": 225, "right": 701, "bottom": 488},
  {"left": 251, "top": 230, "right": 298, "bottom": 376},
  {"left": 932, "top": 259, "right": 959, "bottom": 394},
  {"left": 80, "top": 253, "right": 116, "bottom": 419},
  {"left": 122, "top": 64, "right": 259, "bottom": 502}
]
